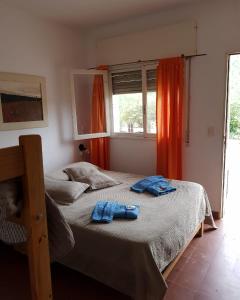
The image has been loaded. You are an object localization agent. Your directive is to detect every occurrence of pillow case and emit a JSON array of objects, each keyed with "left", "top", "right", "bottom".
[
  {"left": 65, "top": 161, "right": 100, "bottom": 172},
  {"left": 45, "top": 161, "right": 100, "bottom": 181},
  {"left": 0, "top": 179, "right": 22, "bottom": 217},
  {"left": 45, "top": 169, "right": 69, "bottom": 181},
  {"left": 45, "top": 178, "right": 89, "bottom": 205},
  {"left": 64, "top": 165, "right": 120, "bottom": 191}
]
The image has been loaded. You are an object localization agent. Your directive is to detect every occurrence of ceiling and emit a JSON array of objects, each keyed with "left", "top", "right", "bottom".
[{"left": 4, "top": 0, "right": 198, "bottom": 28}]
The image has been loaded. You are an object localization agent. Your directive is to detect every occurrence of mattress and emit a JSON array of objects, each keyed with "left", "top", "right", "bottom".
[{"left": 58, "top": 171, "right": 215, "bottom": 300}]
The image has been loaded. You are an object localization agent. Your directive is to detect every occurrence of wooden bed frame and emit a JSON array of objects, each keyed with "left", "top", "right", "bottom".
[
  {"left": 0, "top": 134, "right": 203, "bottom": 299},
  {"left": 0, "top": 135, "right": 52, "bottom": 300},
  {"left": 162, "top": 222, "right": 204, "bottom": 279}
]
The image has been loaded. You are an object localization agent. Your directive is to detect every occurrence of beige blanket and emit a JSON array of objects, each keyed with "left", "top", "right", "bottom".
[{"left": 59, "top": 171, "right": 216, "bottom": 300}]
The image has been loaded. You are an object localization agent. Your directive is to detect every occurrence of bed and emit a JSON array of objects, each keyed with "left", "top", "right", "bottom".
[
  {"left": 0, "top": 135, "right": 216, "bottom": 300},
  {"left": 56, "top": 170, "right": 215, "bottom": 300}
]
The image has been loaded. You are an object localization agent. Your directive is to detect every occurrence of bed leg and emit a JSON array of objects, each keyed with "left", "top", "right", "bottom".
[{"left": 197, "top": 222, "right": 204, "bottom": 237}]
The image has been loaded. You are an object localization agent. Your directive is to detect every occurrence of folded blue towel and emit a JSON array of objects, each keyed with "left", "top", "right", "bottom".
[
  {"left": 91, "top": 201, "right": 117, "bottom": 223},
  {"left": 131, "top": 176, "right": 176, "bottom": 196},
  {"left": 114, "top": 204, "right": 139, "bottom": 219},
  {"left": 91, "top": 201, "right": 140, "bottom": 223},
  {"left": 146, "top": 184, "right": 176, "bottom": 196},
  {"left": 130, "top": 176, "right": 165, "bottom": 193}
]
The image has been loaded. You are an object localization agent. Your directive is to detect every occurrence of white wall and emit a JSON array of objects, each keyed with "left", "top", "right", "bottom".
[
  {"left": 96, "top": 20, "right": 197, "bottom": 64},
  {"left": 0, "top": 2, "right": 85, "bottom": 173},
  {"left": 85, "top": 0, "right": 240, "bottom": 212}
]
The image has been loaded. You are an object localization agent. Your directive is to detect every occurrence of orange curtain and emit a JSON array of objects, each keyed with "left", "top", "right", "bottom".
[
  {"left": 89, "top": 65, "right": 110, "bottom": 170},
  {"left": 156, "top": 57, "right": 184, "bottom": 179}
]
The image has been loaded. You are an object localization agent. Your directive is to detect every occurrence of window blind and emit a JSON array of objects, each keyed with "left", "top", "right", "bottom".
[
  {"left": 112, "top": 70, "right": 142, "bottom": 94},
  {"left": 146, "top": 69, "right": 156, "bottom": 92}
]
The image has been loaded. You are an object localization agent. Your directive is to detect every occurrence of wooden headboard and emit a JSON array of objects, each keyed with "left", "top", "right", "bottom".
[{"left": 0, "top": 135, "right": 52, "bottom": 300}]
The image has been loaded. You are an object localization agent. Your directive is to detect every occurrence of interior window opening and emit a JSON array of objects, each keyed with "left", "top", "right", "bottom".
[{"left": 111, "top": 66, "right": 156, "bottom": 136}]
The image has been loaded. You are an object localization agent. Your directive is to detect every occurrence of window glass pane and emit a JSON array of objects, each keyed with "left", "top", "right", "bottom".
[
  {"left": 146, "top": 69, "right": 156, "bottom": 134},
  {"left": 112, "top": 93, "right": 143, "bottom": 133},
  {"left": 147, "top": 91, "right": 156, "bottom": 133}
]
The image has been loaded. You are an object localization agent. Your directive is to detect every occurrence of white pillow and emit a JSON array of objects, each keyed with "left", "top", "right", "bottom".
[
  {"left": 45, "top": 161, "right": 99, "bottom": 181},
  {"left": 45, "top": 170, "right": 69, "bottom": 181},
  {"left": 64, "top": 165, "right": 119, "bottom": 191},
  {"left": 45, "top": 178, "right": 89, "bottom": 205}
]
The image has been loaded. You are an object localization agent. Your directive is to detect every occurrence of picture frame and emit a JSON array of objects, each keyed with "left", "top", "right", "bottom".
[{"left": 0, "top": 72, "right": 48, "bottom": 130}]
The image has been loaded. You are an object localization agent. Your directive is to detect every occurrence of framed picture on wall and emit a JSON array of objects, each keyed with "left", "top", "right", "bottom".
[{"left": 0, "top": 72, "right": 48, "bottom": 130}]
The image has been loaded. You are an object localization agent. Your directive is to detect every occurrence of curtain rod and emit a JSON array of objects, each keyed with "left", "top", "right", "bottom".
[{"left": 88, "top": 53, "right": 207, "bottom": 69}]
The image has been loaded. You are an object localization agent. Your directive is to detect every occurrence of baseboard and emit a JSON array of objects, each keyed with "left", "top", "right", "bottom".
[{"left": 212, "top": 210, "right": 221, "bottom": 220}]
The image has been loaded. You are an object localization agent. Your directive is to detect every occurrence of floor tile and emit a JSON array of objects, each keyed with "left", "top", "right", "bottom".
[
  {"left": 164, "top": 282, "right": 195, "bottom": 300},
  {"left": 169, "top": 255, "right": 210, "bottom": 291}
]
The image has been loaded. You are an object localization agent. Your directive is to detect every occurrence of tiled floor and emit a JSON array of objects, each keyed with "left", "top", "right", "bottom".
[
  {"left": 0, "top": 218, "right": 240, "bottom": 299},
  {"left": 165, "top": 219, "right": 240, "bottom": 300}
]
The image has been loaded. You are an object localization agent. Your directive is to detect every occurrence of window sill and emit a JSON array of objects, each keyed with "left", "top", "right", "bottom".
[{"left": 110, "top": 133, "right": 156, "bottom": 141}]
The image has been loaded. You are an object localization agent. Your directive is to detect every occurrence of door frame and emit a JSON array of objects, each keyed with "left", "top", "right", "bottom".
[{"left": 221, "top": 52, "right": 240, "bottom": 218}]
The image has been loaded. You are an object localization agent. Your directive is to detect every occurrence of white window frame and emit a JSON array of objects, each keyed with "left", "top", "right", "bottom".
[
  {"left": 109, "top": 63, "right": 157, "bottom": 139},
  {"left": 70, "top": 69, "right": 111, "bottom": 140}
]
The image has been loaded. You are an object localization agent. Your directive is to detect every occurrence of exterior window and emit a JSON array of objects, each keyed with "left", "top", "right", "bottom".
[{"left": 111, "top": 66, "right": 156, "bottom": 136}]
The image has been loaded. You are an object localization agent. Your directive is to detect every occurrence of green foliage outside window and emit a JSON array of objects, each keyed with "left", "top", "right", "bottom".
[
  {"left": 230, "top": 102, "right": 240, "bottom": 139},
  {"left": 228, "top": 55, "right": 240, "bottom": 139},
  {"left": 119, "top": 94, "right": 143, "bottom": 131}
]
